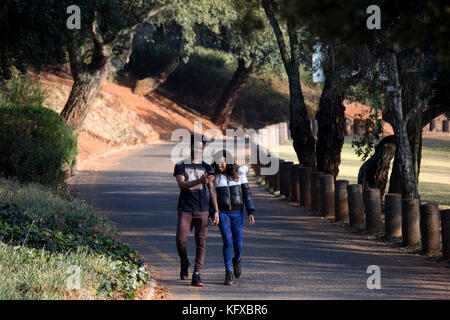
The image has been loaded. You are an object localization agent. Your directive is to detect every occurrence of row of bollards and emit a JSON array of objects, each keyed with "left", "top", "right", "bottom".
[{"left": 253, "top": 153, "right": 450, "bottom": 260}]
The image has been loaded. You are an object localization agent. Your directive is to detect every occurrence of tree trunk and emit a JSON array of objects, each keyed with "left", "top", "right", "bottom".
[
  {"left": 286, "top": 21, "right": 317, "bottom": 169},
  {"left": 388, "top": 52, "right": 425, "bottom": 196},
  {"left": 60, "top": 5, "right": 166, "bottom": 130},
  {"left": 316, "top": 74, "right": 346, "bottom": 177},
  {"left": 60, "top": 68, "right": 109, "bottom": 130},
  {"left": 387, "top": 53, "right": 419, "bottom": 199},
  {"left": 358, "top": 135, "right": 396, "bottom": 197},
  {"left": 133, "top": 56, "right": 181, "bottom": 96},
  {"left": 211, "top": 58, "right": 253, "bottom": 129},
  {"left": 262, "top": 0, "right": 316, "bottom": 169},
  {"left": 388, "top": 114, "right": 423, "bottom": 195}
]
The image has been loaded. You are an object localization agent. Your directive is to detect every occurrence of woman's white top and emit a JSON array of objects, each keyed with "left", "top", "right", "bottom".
[{"left": 214, "top": 165, "right": 249, "bottom": 187}]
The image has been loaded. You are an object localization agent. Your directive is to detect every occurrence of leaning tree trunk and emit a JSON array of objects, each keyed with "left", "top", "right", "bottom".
[
  {"left": 60, "top": 6, "right": 166, "bottom": 131},
  {"left": 316, "top": 74, "right": 346, "bottom": 177},
  {"left": 358, "top": 135, "right": 396, "bottom": 197},
  {"left": 133, "top": 56, "right": 181, "bottom": 96},
  {"left": 61, "top": 68, "right": 109, "bottom": 130},
  {"left": 211, "top": 58, "right": 253, "bottom": 130}
]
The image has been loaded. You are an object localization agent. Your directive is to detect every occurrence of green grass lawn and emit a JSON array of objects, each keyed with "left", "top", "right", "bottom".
[{"left": 278, "top": 137, "right": 450, "bottom": 208}]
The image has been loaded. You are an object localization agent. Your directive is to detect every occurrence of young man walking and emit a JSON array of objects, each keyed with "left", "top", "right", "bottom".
[{"left": 173, "top": 134, "right": 219, "bottom": 286}]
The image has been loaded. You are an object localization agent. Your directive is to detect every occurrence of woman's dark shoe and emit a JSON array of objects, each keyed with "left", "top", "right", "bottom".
[
  {"left": 180, "top": 260, "right": 190, "bottom": 280},
  {"left": 224, "top": 270, "right": 234, "bottom": 285},
  {"left": 191, "top": 272, "right": 204, "bottom": 287},
  {"left": 232, "top": 257, "right": 242, "bottom": 279}
]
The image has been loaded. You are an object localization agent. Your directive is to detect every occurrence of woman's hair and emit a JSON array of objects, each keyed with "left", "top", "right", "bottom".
[{"left": 212, "top": 150, "right": 239, "bottom": 182}]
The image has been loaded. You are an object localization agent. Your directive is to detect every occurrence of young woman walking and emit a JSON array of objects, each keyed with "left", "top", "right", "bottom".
[{"left": 211, "top": 150, "right": 255, "bottom": 285}]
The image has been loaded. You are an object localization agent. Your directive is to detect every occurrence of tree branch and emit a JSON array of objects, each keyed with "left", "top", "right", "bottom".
[
  {"left": 104, "top": 5, "right": 168, "bottom": 46},
  {"left": 261, "top": 0, "right": 290, "bottom": 68}
]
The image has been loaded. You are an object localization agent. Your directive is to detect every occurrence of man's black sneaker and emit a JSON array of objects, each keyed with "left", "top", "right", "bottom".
[
  {"left": 232, "top": 257, "right": 242, "bottom": 279},
  {"left": 224, "top": 270, "right": 233, "bottom": 285},
  {"left": 180, "top": 260, "right": 190, "bottom": 280},
  {"left": 191, "top": 272, "right": 204, "bottom": 287}
]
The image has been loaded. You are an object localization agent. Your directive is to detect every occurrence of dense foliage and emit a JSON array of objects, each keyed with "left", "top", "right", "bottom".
[
  {"left": 0, "top": 105, "right": 78, "bottom": 189},
  {"left": 0, "top": 178, "right": 150, "bottom": 299}
]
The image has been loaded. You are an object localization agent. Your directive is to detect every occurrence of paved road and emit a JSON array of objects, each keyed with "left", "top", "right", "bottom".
[{"left": 73, "top": 142, "right": 450, "bottom": 299}]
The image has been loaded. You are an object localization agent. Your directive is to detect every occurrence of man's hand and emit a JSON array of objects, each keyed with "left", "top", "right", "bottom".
[
  {"left": 212, "top": 212, "right": 220, "bottom": 226},
  {"left": 248, "top": 214, "right": 255, "bottom": 225},
  {"left": 199, "top": 173, "right": 214, "bottom": 184}
]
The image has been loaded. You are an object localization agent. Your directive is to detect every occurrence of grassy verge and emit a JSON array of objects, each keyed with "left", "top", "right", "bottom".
[
  {"left": 279, "top": 137, "right": 450, "bottom": 208},
  {"left": 0, "top": 178, "right": 150, "bottom": 299}
]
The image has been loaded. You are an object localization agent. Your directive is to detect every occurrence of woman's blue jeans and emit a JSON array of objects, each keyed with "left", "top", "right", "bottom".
[{"left": 218, "top": 210, "right": 244, "bottom": 271}]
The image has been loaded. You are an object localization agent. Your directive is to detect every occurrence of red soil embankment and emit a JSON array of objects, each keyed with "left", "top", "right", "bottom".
[{"left": 35, "top": 71, "right": 221, "bottom": 165}]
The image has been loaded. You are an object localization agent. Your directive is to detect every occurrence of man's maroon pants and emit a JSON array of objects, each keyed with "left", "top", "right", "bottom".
[{"left": 176, "top": 211, "right": 209, "bottom": 272}]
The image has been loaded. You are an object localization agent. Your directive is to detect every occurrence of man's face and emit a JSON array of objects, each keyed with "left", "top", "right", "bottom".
[{"left": 191, "top": 141, "right": 204, "bottom": 161}]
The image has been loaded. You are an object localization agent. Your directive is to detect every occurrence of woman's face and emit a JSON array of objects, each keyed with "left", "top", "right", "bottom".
[{"left": 217, "top": 157, "right": 226, "bottom": 173}]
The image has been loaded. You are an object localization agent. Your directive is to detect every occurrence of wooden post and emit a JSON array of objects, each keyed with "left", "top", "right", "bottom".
[
  {"left": 347, "top": 184, "right": 365, "bottom": 228},
  {"left": 311, "top": 171, "right": 323, "bottom": 213},
  {"left": 320, "top": 175, "right": 335, "bottom": 219},
  {"left": 420, "top": 204, "right": 441, "bottom": 256},
  {"left": 402, "top": 198, "right": 420, "bottom": 247},
  {"left": 291, "top": 164, "right": 301, "bottom": 204},
  {"left": 299, "top": 167, "right": 312, "bottom": 208},
  {"left": 335, "top": 180, "right": 349, "bottom": 222},
  {"left": 440, "top": 209, "right": 450, "bottom": 260},
  {"left": 363, "top": 188, "right": 383, "bottom": 232},
  {"left": 385, "top": 193, "right": 402, "bottom": 237}
]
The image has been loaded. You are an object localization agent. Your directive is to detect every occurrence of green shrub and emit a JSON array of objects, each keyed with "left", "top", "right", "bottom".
[
  {"left": 0, "top": 178, "right": 150, "bottom": 299},
  {"left": 0, "top": 105, "right": 78, "bottom": 189},
  {"left": 0, "top": 71, "right": 47, "bottom": 108}
]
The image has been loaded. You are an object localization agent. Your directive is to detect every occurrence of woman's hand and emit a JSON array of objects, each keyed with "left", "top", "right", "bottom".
[
  {"left": 248, "top": 214, "right": 255, "bottom": 225},
  {"left": 213, "top": 212, "right": 220, "bottom": 226}
]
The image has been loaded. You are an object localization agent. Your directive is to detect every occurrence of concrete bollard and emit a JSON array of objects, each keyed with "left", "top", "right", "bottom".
[
  {"left": 420, "top": 204, "right": 441, "bottom": 256},
  {"left": 299, "top": 167, "right": 312, "bottom": 208},
  {"left": 291, "top": 164, "right": 301, "bottom": 204},
  {"left": 441, "top": 209, "right": 450, "bottom": 260},
  {"left": 401, "top": 198, "right": 420, "bottom": 247},
  {"left": 311, "top": 171, "right": 323, "bottom": 212},
  {"left": 347, "top": 184, "right": 365, "bottom": 228},
  {"left": 280, "top": 161, "right": 293, "bottom": 199},
  {"left": 320, "top": 175, "right": 335, "bottom": 219},
  {"left": 385, "top": 193, "right": 402, "bottom": 237},
  {"left": 363, "top": 188, "right": 383, "bottom": 232},
  {"left": 335, "top": 180, "right": 349, "bottom": 222},
  {"left": 443, "top": 120, "right": 449, "bottom": 133}
]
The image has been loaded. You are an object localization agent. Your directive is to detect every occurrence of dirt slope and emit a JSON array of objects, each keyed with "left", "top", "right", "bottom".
[{"left": 35, "top": 71, "right": 221, "bottom": 165}]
